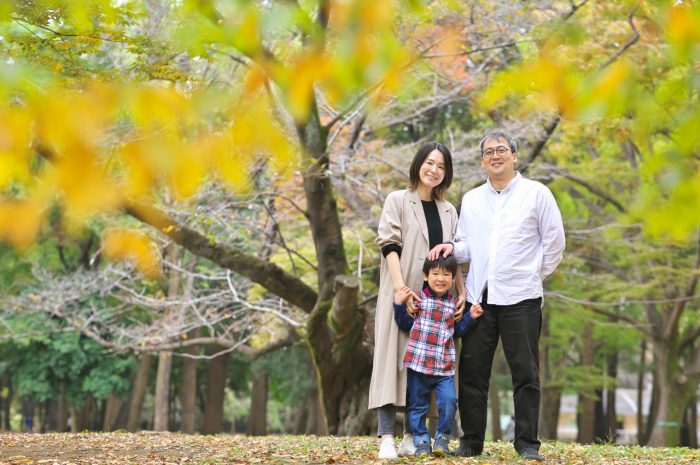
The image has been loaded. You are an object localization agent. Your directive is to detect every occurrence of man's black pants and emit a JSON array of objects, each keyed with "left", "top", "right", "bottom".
[{"left": 458, "top": 290, "right": 542, "bottom": 453}]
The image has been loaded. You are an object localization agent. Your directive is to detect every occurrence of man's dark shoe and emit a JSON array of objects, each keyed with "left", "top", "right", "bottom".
[
  {"left": 455, "top": 441, "right": 481, "bottom": 457},
  {"left": 519, "top": 448, "right": 544, "bottom": 461},
  {"left": 432, "top": 436, "right": 451, "bottom": 457},
  {"left": 415, "top": 441, "right": 432, "bottom": 457}
]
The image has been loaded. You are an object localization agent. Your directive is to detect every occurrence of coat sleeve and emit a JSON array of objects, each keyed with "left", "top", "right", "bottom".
[{"left": 376, "top": 191, "right": 404, "bottom": 250}]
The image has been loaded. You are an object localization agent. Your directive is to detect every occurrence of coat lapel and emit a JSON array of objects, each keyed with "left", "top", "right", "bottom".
[{"left": 407, "top": 189, "right": 429, "bottom": 245}]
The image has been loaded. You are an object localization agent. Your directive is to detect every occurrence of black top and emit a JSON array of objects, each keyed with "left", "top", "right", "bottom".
[
  {"left": 381, "top": 199, "right": 443, "bottom": 258},
  {"left": 422, "top": 200, "right": 443, "bottom": 250}
]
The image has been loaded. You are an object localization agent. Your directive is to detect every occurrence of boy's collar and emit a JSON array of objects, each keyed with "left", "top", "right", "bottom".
[{"left": 423, "top": 284, "right": 452, "bottom": 300}]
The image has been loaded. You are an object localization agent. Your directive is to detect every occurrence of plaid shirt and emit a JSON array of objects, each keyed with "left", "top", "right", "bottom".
[{"left": 402, "top": 287, "right": 472, "bottom": 377}]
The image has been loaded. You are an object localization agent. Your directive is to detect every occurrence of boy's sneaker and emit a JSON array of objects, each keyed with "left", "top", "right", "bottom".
[
  {"left": 397, "top": 438, "right": 416, "bottom": 456},
  {"left": 415, "top": 441, "right": 432, "bottom": 457},
  {"left": 378, "top": 438, "right": 398, "bottom": 460},
  {"left": 432, "top": 436, "right": 451, "bottom": 457}
]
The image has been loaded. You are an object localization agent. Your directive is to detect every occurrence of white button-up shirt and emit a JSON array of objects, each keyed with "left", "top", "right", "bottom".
[{"left": 452, "top": 172, "right": 565, "bottom": 306}]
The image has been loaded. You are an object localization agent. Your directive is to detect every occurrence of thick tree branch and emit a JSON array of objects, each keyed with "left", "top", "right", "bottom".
[
  {"left": 519, "top": 116, "right": 561, "bottom": 174},
  {"left": 548, "top": 164, "right": 627, "bottom": 213},
  {"left": 126, "top": 201, "right": 318, "bottom": 313},
  {"left": 663, "top": 229, "right": 700, "bottom": 341}
]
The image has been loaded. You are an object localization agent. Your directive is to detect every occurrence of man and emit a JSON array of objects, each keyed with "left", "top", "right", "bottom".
[{"left": 429, "top": 131, "right": 565, "bottom": 461}]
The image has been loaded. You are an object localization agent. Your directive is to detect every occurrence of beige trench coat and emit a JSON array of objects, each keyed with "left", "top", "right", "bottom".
[{"left": 368, "top": 188, "right": 459, "bottom": 409}]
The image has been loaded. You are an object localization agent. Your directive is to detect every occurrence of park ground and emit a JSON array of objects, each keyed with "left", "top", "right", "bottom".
[{"left": 0, "top": 432, "right": 699, "bottom": 464}]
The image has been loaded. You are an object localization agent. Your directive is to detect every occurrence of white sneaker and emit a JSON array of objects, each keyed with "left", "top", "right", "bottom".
[
  {"left": 397, "top": 437, "right": 416, "bottom": 456},
  {"left": 378, "top": 437, "right": 398, "bottom": 460}
]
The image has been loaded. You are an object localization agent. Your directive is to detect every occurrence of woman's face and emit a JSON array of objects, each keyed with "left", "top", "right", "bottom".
[{"left": 418, "top": 149, "right": 446, "bottom": 190}]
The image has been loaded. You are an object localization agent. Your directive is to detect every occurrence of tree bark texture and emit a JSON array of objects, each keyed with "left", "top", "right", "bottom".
[
  {"left": 180, "top": 329, "right": 200, "bottom": 434},
  {"left": 248, "top": 372, "right": 268, "bottom": 436},
  {"left": 577, "top": 325, "right": 596, "bottom": 444},
  {"left": 201, "top": 349, "right": 230, "bottom": 434},
  {"left": 153, "top": 351, "right": 173, "bottom": 431},
  {"left": 126, "top": 353, "right": 152, "bottom": 432}
]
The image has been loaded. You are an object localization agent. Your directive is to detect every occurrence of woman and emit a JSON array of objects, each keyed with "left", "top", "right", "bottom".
[{"left": 369, "top": 141, "right": 466, "bottom": 459}]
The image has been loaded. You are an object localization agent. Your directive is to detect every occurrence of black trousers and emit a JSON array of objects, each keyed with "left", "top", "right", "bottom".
[{"left": 458, "top": 289, "right": 542, "bottom": 453}]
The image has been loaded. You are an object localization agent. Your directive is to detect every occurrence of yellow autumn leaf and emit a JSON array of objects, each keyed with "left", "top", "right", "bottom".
[
  {"left": 170, "top": 145, "right": 206, "bottom": 200},
  {"left": 102, "top": 229, "right": 162, "bottom": 279},
  {"left": 0, "top": 193, "right": 46, "bottom": 250}
]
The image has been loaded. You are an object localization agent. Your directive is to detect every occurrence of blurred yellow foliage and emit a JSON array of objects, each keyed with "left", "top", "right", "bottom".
[{"left": 102, "top": 229, "right": 162, "bottom": 279}]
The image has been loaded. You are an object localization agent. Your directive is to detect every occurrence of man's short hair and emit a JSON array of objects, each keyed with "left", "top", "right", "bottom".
[
  {"left": 479, "top": 131, "right": 518, "bottom": 154},
  {"left": 422, "top": 254, "right": 458, "bottom": 277}
]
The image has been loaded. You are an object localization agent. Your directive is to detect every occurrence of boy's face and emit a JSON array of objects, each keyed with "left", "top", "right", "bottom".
[{"left": 425, "top": 266, "right": 454, "bottom": 296}]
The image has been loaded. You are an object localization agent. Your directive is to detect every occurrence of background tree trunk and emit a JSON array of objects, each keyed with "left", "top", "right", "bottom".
[
  {"left": 636, "top": 339, "right": 647, "bottom": 444},
  {"left": 201, "top": 349, "right": 230, "bottom": 434},
  {"left": 153, "top": 351, "right": 173, "bottom": 431},
  {"left": 56, "top": 382, "right": 68, "bottom": 433},
  {"left": 180, "top": 330, "right": 200, "bottom": 434},
  {"left": 102, "top": 393, "right": 123, "bottom": 432},
  {"left": 577, "top": 326, "right": 596, "bottom": 443},
  {"left": 248, "top": 371, "right": 268, "bottom": 436},
  {"left": 126, "top": 354, "right": 152, "bottom": 432}
]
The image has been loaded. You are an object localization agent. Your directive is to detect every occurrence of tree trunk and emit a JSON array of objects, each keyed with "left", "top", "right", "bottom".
[
  {"left": 577, "top": 326, "right": 595, "bottom": 444},
  {"left": 248, "top": 372, "right": 268, "bottom": 436},
  {"left": 538, "top": 306, "right": 561, "bottom": 439},
  {"left": 306, "top": 386, "right": 329, "bottom": 435},
  {"left": 56, "top": 382, "right": 68, "bottom": 433},
  {"left": 153, "top": 351, "right": 173, "bottom": 431},
  {"left": 539, "top": 386, "right": 561, "bottom": 440},
  {"left": 606, "top": 351, "right": 618, "bottom": 443},
  {"left": 636, "top": 338, "right": 647, "bottom": 444},
  {"left": 102, "top": 393, "right": 123, "bottom": 432},
  {"left": 127, "top": 353, "right": 152, "bottom": 432},
  {"left": 180, "top": 330, "right": 200, "bottom": 434},
  {"left": 4, "top": 383, "right": 11, "bottom": 431},
  {"left": 201, "top": 349, "right": 230, "bottom": 434},
  {"left": 646, "top": 341, "right": 697, "bottom": 447},
  {"left": 688, "top": 395, "right": 698, "bottom": 448}
]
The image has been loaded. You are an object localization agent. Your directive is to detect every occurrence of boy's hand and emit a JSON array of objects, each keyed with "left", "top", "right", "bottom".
[
  {"left": 394, "top": 286, "right": 412, "bottom": 305},
  {"left": 469, "top": 303, "right": 484, "bottom": 319}
]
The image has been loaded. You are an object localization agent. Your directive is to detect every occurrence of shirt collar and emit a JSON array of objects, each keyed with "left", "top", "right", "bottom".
[
  {"left": 486, "top": 171, "right": 521, "bottom": 194},
  {"left": 423, "top": 284, "right": 452, "bottom": 301}
]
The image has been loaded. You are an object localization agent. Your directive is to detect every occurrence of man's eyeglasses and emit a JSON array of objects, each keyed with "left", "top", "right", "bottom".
[{"left": 481, "top": 146, "right": 511, "bottom": 158}]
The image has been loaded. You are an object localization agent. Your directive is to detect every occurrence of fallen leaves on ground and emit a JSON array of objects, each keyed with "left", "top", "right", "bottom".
[{"left": 0, "top": 432, "right": 698, "bottom": 464}]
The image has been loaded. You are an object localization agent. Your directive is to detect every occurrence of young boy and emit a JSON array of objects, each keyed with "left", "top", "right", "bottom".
[{"left": 394, "top": 255, "right": 483, "bottom": 457}]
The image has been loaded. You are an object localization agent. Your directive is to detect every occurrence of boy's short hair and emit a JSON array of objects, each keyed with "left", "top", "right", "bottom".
[{"left": 422, "top": 254, "right": 458, "bottom": 277}]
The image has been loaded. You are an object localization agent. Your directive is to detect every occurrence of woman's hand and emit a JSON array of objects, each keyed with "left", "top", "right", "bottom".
[
  {"left": 404, "top": 287, "right": 422, "bottom": 317},
  {"left": 454, "top": 293, "right": 466, "bottom": 321}
]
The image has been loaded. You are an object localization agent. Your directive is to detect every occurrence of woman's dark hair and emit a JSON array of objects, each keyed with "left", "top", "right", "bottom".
[
  {"left": 408, "top": 141, "right": 453, "bottom": 200},
  {"left": 422, "top": 254, "right": 459, "bottom": 277}
]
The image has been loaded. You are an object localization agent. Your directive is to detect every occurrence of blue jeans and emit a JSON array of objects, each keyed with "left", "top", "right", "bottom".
[{"left": 407, "top": 368, "right": 456, "bottom": 446}]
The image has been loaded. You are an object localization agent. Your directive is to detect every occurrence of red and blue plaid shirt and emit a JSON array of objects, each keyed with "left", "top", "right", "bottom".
[{"left": 403, "top": 287, "right": 462, "bottom": 377}]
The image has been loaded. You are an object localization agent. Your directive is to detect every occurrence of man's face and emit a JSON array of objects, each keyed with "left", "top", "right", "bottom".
[
  {"left": 425, "top": 266, "right": 454, "bottom": 297},
  {"left": 481, "top": 137, "right": 517, "bottom": 180}
]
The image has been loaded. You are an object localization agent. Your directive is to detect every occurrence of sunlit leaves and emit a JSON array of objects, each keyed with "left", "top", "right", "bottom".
[
  {"left": 102, "top": 229, "right": 161, "bottom": 278},
  {"left": 479, "top": 1, "right": 700, "bottom": 239}
]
